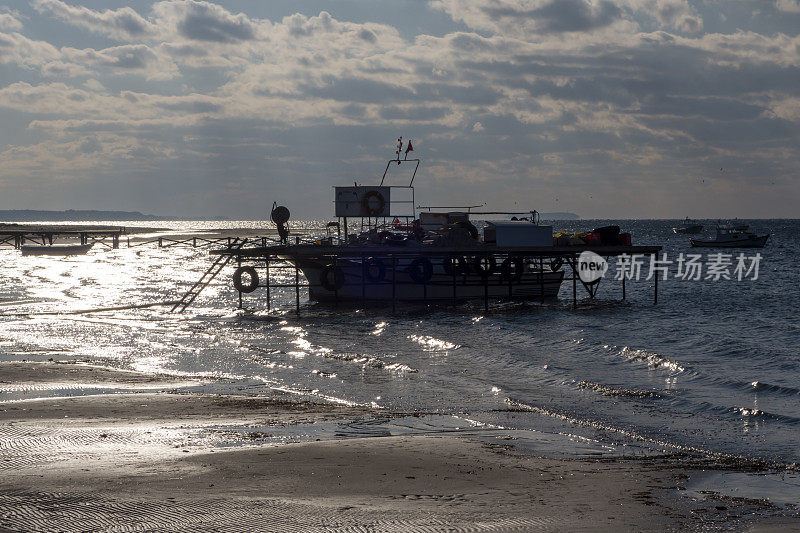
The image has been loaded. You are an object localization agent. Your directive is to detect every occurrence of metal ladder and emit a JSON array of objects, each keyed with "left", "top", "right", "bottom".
[{"left": 171, "top": 238, "right": 246, "bottom": 313}]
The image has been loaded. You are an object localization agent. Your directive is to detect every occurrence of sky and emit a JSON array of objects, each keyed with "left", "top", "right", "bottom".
[{"left": 0, "top": 0, "right": 798, "bottom": 219}]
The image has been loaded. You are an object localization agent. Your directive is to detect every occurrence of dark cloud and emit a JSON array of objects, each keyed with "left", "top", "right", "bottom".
[
  {"left": 482, "top": 0, "right": 623, "bottom": 33},
  {"left": 358, "top": 28, "right": 377, "bottom": 43},
  {"left": 156, "top": 100, "right": 222, "bottom": 114},
  {"left": 303, "top": 77, "right": 415, "bottom": 103},
  {"left": 379, "top": 105, "right": 449, "bottom": 120},
  {"left": 176, "top": 6, "right": 256, "bottom": 43},
  {"left": 413, "top": 82, "right": 503, "bottom": 105}
]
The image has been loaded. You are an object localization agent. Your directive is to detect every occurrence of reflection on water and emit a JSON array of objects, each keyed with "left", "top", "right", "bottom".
[{"left": 1, "top": 219, "right": 799, "bottom": 473}]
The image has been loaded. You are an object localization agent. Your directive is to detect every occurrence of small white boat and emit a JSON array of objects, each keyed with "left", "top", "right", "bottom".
[
  {"left": 20, "top": 243, "right": 94, "bottom": 256},
  {"left": 690, "top": 226, "right": 768, "bottom": 248},
  {"left": 673, "top": 218, "right": 703, "bottom": 234}
]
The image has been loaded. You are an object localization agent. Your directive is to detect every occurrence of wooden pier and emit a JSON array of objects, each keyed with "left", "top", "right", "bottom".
[
  {"left": 0, "top": 225, "right": 125, "bottom": 249},
  {"left": 209, "top": 242, "right": 663, "bottom": 313}
]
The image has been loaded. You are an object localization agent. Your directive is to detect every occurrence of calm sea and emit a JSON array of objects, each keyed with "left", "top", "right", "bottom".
[{"left": 1, "top": 219, "right": 798, "bottom": 476}]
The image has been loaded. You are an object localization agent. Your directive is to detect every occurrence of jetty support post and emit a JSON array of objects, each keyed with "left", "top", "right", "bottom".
[
  {"left": 451, "top": 255, "right": 457, "bottom": 306},
  {"left": 392, "top": 255, "right": 397, "bottom": 314},
  {"left": 237, "top": 257, "right": 243, "bottom": 309},
  {"left": 295, "top": 237, "right": 300, "bottom": 314},
  {"left": 539, "top": 257, "right": 545, "bottom": 304},
  {"left": 265, "top": 258, "right": 271, "bottom": 311},
  {"left": 483, "top": 262, "right": 489, "bottom": 313},
  {"left": 334, "top": 255, "right": 339, "bottom": 305},
  {"left": 360, "top": 253, "right": 366, "bottom": 308},
  {"left": 112, "top": 234, "right": 119, "bottom": 249},
  {"left": 571, "top": 256, "right": 577, "bottom": 310},
  {"left": 653, "top": 253, "right": 658, "bottom": 305}
]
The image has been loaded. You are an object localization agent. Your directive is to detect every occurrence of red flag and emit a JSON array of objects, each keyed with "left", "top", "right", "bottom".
[{"left": 405, "top": 140, "right": 414, "bottom": 154}]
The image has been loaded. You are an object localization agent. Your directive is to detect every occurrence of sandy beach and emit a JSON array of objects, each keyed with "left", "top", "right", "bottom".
[{"left": 0, "top": 361, "right": 795, "bottom": 532}]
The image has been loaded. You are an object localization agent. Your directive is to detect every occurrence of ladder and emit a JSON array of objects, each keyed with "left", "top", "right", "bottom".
[{"left": 171, "top": 238, "right": 246, "bottom": 313}]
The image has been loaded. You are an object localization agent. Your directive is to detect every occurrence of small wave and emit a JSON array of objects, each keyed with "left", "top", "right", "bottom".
[
  {"left": 729, "top": 406, "right": 800, "bottom": 425},
  {"left": 576, "top": 380, "right": 661, "bottom": 399},
  {"left": 408, "top": 335, "right": 460, "bottom": 352},
  {"left": 324, "top": 352, "right": 418, "bottom": 373},
  {"left": 247, "top": 345, "right": 417, "bottom": 373},
  {"left": 617, "top": 346, "right": 684, "bottom": 373},
  {"left": 749, "top": 381, "right": 800, "bottom": 396},
  {"left": 504, "top": 397, "right": 799, "bottom": 472}
]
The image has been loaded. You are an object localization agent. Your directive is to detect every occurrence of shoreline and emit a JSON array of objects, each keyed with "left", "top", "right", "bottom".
[{"left": 1, "top": 361, "right": 798, "bottom": 532}]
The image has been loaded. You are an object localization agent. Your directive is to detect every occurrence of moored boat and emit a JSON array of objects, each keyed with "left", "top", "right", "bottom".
[
  {"left": 690, "top": 226, "right": 768, "bottom": 248},
  {"left": 673, "top": 217, "right": 703, "bottom": 234},
  {"left": 204, "top": 143, "right": 664, "bottom": 312}
]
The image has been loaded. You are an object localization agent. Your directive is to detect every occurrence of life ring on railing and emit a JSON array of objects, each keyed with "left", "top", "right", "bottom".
[
  {"left": 471, "top": 254, "right": 497, "bottom": 277},
  {"left": 442, "top": 255, "right": 468, "bottom": 276},
  {"left": 550, "top": 258, "right": 564, "bottom": 272},
  {"left": 362, "top": 191, "right": 386, "bottom": 217},
  {"left": 363, "top": 257, "right": 386, "bottom": 282},
  {"left": 320, "top": 265, "right": 345, "bottom": 291},
  {"left": 407, "top": 258, "right": 433, "bottom": 284},
  {"left": 233, "top": 266, "right": 259, "bottom": 293},
  {"left": 500, "top": 257, "right": 524, "bottom": 282}
]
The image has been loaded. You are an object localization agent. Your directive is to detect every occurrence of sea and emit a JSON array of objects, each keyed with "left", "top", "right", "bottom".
[{"left": 1, "top": 219, "right": 799, "bottom": 506}]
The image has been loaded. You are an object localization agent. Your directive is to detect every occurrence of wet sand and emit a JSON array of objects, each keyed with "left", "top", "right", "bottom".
[{"left": 1, "top": 361, "right": 797, "bottom": 532}]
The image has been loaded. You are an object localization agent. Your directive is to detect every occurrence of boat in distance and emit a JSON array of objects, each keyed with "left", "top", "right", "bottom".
[
  {"left": 690, "top": 226, "right": 768, "bottom": 248},
  {"left": 20, "top": 243, "right": 94, "bottom": 256},
  {"left": 673, "top": 217, "right": 703, "bottom": 234}
]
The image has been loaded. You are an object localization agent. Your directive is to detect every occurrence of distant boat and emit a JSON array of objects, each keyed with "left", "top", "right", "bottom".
[
  {"left": 690, "top": 226, "right": 768, "bottom": 248},
  {"left": 673, "top": 218, "right": 703, "bottom": 234},
  {"left": 20, "top": 243, "right": 94, "bottom": 256},
  {"left": 726, "top": 219, "right": 749, "bottom": 231}
]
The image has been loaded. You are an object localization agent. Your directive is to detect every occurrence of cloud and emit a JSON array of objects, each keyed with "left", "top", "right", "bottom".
[
  {"left": 32, "top": 0, "right": 157, "bottom": 40},
  {"left": 0, "top": 2, "right": 798, "bottom": 217},
  {"left": 0, "top": 12, "right": 22, "bottom": 31},
  {"left": 430, "top": 0, "right": 703, "bottom": 35},
  {"left": 775, "top": 0, "right": 800, "bottom": 13},
  {"left": 151, "top": 0, "right": 259, "bottom": 43}
]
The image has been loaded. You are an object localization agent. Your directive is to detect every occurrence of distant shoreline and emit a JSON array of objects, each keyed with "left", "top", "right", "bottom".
[{"left": 0, "top": 210, "right": 227, "bottom": 222}]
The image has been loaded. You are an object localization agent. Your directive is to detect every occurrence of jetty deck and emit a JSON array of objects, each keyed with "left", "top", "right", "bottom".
[
  {"left": 207, "top": 242, "right": 663, "bottom": 312},
  {"left": 0, "top": 224, "right": 126, "bottom": 249}
]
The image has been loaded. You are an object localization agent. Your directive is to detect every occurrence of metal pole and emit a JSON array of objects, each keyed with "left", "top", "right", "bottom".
[
  {"left": 483, "top": 264, "right": 489, "bottom": 313},
  {"left": 237, "top": 257, "right": 243, "bottom": 309},
  {"left": 361, "top": 253, "right": 366, "bottom": 308},
  {"left": 265, "top": 259, "right": 271, "bottom": 311},
  {"left": 622, "top": 275, "right": 626, "bottom": 300},
  {"left": 334, "top": 256, "right": 339, "bottom": 305},
  {"left": 539, "top": 257, "right": 545, "bottom": 303},
  {"left": 452, "top": 257, "right": 457, "bottom": 306},
  {"left": 653, "top": 253, "right": 658, "bottom": 305},
  {"left": 572, "top": 257, "right": 577, "bottom": 310},
  {"left": 295, "top": 237, "right": 301, "bottom": 314},
  {"left": 392, "top": 256, "right": 397, "bottom": 314}
]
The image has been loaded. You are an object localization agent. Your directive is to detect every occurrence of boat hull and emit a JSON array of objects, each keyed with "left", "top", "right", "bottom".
[
  {"left": 690, "top": 235, "right": 768, "bottom": 248},
  {"left": 20, "top": 244, "right": 94, "bottom": 256},
  {"left": 674, "top": 225, "right": 703, "bottom": 234},
  {"left": 293, "top": 258, "right": 565, "bottom": 302}
]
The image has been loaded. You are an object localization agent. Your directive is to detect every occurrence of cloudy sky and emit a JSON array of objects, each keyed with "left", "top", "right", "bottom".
[{"left": 0, "top": 0, "right": 798, "bottom": 219}]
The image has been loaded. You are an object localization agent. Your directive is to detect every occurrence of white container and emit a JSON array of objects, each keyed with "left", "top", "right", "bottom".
[{"left": 483, "top": 221, "right": 553, "bottom": 247}]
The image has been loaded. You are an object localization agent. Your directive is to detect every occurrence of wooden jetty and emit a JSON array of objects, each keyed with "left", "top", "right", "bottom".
[
  {"left": 205, "top": 241, "right": 663, "bottom": 313},
  {"left": 0, "top": 224, "right": 125, "bottom": 249}
]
